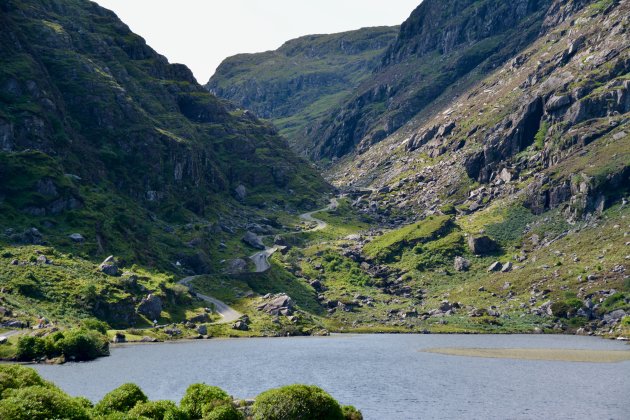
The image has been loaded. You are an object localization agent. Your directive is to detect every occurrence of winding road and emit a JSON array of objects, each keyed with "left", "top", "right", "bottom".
[
  {"left": 181, "top": 198, "right": 338, "bottom": 321},
  {"left": 249, "top": 198, "right": 338, "bottom": 272},
  {"left": 178, "top": 276, "right": 243, "bottom": 324}
]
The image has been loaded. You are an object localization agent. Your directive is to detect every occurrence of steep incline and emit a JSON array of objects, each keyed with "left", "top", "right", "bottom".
[
  {"left": 0, "top": 0, "right": 329, "bottom": 268},
  {"left": 306, "top": 0, "right": 557, "bottom": 159},
  {"left": 206, "top": 27, "right": 398, "bottom": 153}
]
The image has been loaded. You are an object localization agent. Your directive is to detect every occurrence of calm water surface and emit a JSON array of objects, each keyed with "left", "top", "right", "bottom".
[{"left": 34, "top": 334, "right": 630, "bottom": 419}]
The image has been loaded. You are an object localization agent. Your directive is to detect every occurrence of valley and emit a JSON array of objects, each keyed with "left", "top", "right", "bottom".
[{"left": 0, "top": 0, "right": 629, "bottom": 418}]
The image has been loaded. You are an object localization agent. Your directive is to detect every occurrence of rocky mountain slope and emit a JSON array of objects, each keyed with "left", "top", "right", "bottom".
[
  {"left": 206, "top": 0, "right": 629, "bottom": 338},
  {"left": 0, "top": 0, "right": 328, "bottom": 331},
  {"left": 305, "top": 0, "right": 564, "bottom": 160},
  {"left": 206, "top": 26, "right": 398, "bottom": 153}
]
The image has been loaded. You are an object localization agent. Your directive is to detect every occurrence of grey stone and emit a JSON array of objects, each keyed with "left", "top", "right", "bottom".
[
  {"left": 68, "top": 233, "right": 84, "bottom": 243},
  {"left": 137, "top": 294, "right": 162, "bottom": 320},
  {"left": 487, "top": 261, "right": 502, "bottom": 272},
  {"left": 468, "top": 235, "right": 498, "bottom": 255},
  {"left": 454, "top": 256, "right": 471, "bottom": 272},
  {"left": 197, "top": 324, "right": 207, "bottom": 335},
  {"left": 234, "top": 184, "right": 247, "bottom": 201},
  {"left": 242, "top": 231, "right": 265, "bottom": 250}
]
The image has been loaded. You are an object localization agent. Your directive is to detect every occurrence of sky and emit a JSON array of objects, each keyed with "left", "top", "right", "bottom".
[{"left": 94, "top": 0, "right": 420, "bottom": 84}]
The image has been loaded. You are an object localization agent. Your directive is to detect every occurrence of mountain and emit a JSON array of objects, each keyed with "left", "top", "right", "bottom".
[
  {"left": 305, "top": 0, "right": 564, "bottom": 159},
  {"left": 206, "top": 26, "right": 398, "bottom": 153},
  {"left": 207, "top": 0, "right": 629, "bottom": 338},
  {"left": 0, "top": 0, "right": 328, "bottom": 330}
]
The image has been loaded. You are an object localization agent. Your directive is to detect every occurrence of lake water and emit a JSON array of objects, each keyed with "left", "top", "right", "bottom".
[{"left": 34, "top": 334, "right": 630, "bottom": 419}]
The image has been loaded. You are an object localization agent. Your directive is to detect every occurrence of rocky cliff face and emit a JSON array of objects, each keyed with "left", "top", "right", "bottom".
[
  {"left": 0, "top": 0, "right": 329, "bottom": 267},
  {"left": 306, "top": 0, "right": 556, "bottom": 160},
  {"left": 328, "top": 0, "right": 628, "bottom": 226},
  {"left": 206, "top": 27, "right": 398, "bottom": 153}
]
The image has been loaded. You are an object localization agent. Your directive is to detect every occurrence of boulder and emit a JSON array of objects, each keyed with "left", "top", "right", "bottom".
[
  {"left": 68, "top": 233, "right": 85, "bottom": 243},
  {"left": 112, "top": 333, "right": 126, "bottom": 343},
  {"left": 242, "top": 231, "right": 265, "bottom": 250},
  {"left": 232, "top": 320, "right": 249, "bottom": 331},
  {"left": 501, "top": 262, "right": 513, "bottom": 272},
  {"left": 137, "top": 294, "right": 162, "bottom": 320},
  {"left": 256, "top": 293, "right": 294, "bottom": 316},
  {"left": 36, "top": 255, "right": 50, "bottom": 264},
  {"left": 468, "top": 235, "right": 498, "bottom": 255},
  {"left": 226, "top": 258, "right": 247, "bottom": 274},
  {"left": 487, "top": 261, "right": 502, "bottom": 272},
  {"left": 234, "top": 184, "right": 247, "bottom": 201},
  {"left": 197, "top": 324, "right": 207, "bottom": 335},
  {"left": 99, "top": 255, "right": 119, "bottom": 276},
  {"left": 188, "top": 313, "right": 210, "bottom": 323},
  {"left": 453, "top": 256, "right": 471, "bottom": 272}
]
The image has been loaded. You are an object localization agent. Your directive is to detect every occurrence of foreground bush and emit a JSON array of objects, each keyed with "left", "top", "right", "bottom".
[
  {"left": 252, "top": 384, "right": 344, "bottom": 420},
  {"left": 202, "top": 403, "right": 243, "bottom": 420},
  {"left": 95, "top": 383, "right": 148, "bottom": 414},
  {"left": 180, "top": 383, "right": 230, "bottom": 419},
  {"left": 0, "top": 364, "right": 51, "bottom": 394},
  {"left": 0, "top": 365, "right": 360, "bottom": 420},
  {"left": 128, "top": 400, "right": 188, "bottom": 420},
  {"left": 342, "top": 405, "right": 363, "bottom": 420},
  {"left": 0, "top": 385, "right": 90, "bottom": 419}
]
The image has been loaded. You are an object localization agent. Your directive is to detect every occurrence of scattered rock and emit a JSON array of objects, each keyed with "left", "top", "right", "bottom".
[
  {"left": 226, "top": 258, "right": 247, "bottom": 274},
  {"left": 234, "top": 184, "right": 247, "bottom": 201},
  {"left": 196, "top": 325, "right": 207, "bottom": 335},
  {"left": 99, "top": 256, "right": 119, "bottom": 276},
  {"left": 242, "top": 231, "right": 265, "bottom": 250},
  {"left": 112, "top": 333, "right": 126, "bottom": 343},
  {"left": 454, "top": 256, "right": 471, "bottom": 272},
  {"left": 468, "top": 235, "right": 498, "bottom": 255},
  {"left": 137, "top": 294, "right": 162, "bottom": 320},
  {"left": 501, "top": 262, "right": 513, "bottom": 273},
  {"left": 232, "top": 320, "right": 249, "bottom": 331},
  {"left": 68, "top": 233, "right": 84, "bottom": 243},
  {"left": 487, "top": 261, "right": 502, "bottom": 272}
]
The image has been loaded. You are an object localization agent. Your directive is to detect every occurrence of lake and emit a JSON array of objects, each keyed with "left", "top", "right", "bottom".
[{"left": 33, "top": 334, "right": 630, "bottom": 419}]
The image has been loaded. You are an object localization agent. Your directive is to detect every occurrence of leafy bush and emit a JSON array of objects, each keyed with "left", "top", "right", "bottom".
[
  {"left": 81, "top": 319, "right": 109, "bottom": 334},
  {"left": 0, "top": 385, "right": 89, "bottom": 420},
  {"left": 95, "top": 383, "right": 148, "bottom": 414},
  {"left": 342, "top": 405, "right": 363, "bottom": 420},
  {"left": 202, "top": 403, "right": 243, "bottom": 420},
  {"left": 0, "top": 364, "right": 50, "bottom": 394},
  {"left": 58, "top": 329, "right": 109, "bottom": 361},
  {"left": 16, "top": 329, "right": 108, "bottom": 362},
  {"left": 16, "top": 335, "right": 46, "bottom": 361},
  {"left": 129, "top": 400, "right": 188, "bottom": 420},
  {"left": 551, "top": 298, "right": 583, "bottom": 318},
  {"left": 180, "top": 383, "right": 230, "bottom": 419},
  {"left": 534, "top": 120, "right": 549, "bottom": 150},
  {"left": 252, "top": 384, "right": 343, "bottom": 420}
]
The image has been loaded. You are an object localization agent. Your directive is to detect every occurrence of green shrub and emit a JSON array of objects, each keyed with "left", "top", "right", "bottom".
[
  {"left": 622, "top": 316, "right": 630, "bottom": 326},
  {"left": 252, "top": 384, "right": 343, "bottom": 420},
  {"left": 534, "top": 121, "right": 549, "bottom": 150},
  {"left": 342, "top": 405, "right": 363, "bottom": 420},
  {"left": 58, "top": 329, "right": 109, "bottom": 361},
  {"left": 0, "top": 364, "right": 50, "bottom": 394},
  {"left": 0, "top": 385, "right": 89, "bottom": 420},
  {"left": 95, "top": 383, "right": 148, "bottom": 414},
  {"left": 129, "top": 400, "right": 188, "bottom": 420},
  {"left": 180, "top": 383, "right": 230, "bottom": 419},
  {"left": 16, "top": 335, "right": 46, "bottom": 361},
  {"left": 551, "top": 298, "right": 583, "bottom": 318},
  {"left": 202, "top": 403, "right": 242, "bottom": 420},
  {"left": 81, "top": 319, "right": 109, "bottom": 334}
]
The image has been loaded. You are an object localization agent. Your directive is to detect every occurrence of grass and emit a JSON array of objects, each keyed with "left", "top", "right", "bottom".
[{"left": 363, "top": 215, "right": 453, "bottom": 262}]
